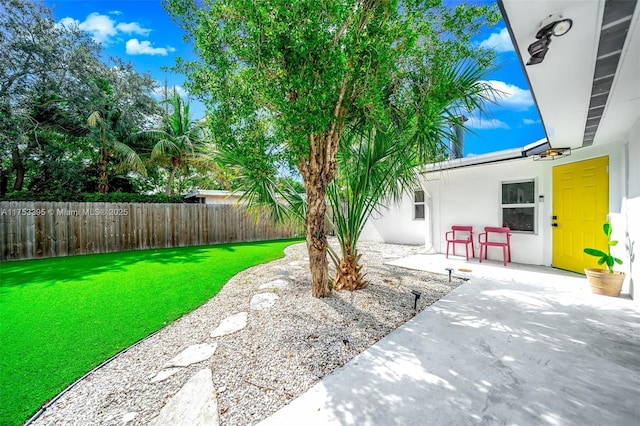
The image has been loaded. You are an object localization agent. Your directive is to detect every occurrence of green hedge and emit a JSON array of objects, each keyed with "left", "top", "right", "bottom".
[{"left": 0, "top": 191, "right": 185, "bottom": 203}]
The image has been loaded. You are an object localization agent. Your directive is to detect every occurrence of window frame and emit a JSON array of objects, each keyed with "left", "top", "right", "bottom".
[
  {"left": 500, "top": 178, "right": 537, "bottom": 234},
  {"left": 413, "top": 189, "right": 425, "bottom": 221}
]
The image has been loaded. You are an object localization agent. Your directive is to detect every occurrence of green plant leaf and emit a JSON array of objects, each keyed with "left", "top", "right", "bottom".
[
  {"left": 584, "top": 248, "right": 607, "bottom": 257},
  {"left": 598, "top": 258, "right": 606, "bottom": 265},
  {"left": 614, "top": 258, "right": 623, "bottom": 265},
  {"left": 603, "top": 222, "right": 611, "bottom": 237},
  {"left": 609, "top": 240, "right": 618, "bottom": 246}
]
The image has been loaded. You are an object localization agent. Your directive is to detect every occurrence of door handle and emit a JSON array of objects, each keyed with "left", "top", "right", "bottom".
[{"left": 551, "top": 223, "right": 558, "bottom": 227}]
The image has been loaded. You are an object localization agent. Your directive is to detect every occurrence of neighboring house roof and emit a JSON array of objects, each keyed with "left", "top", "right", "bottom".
[
  {"left": 184, "top": 190, "right": 241, "bottom": 200},
  {"left": 498, "top": 0, "right": 640, "bottom": 149}
]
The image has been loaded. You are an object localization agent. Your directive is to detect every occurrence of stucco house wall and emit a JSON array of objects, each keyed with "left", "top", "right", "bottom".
[
  {"left": 185, "top": 190, "right": 242, "bottom": 205},
  {"left": 359, "top": 191, "right": 427, "bottom": 245},
  {"left": 361, "top": 136, "right": 635, "bottom": 299},
  {"left": 624, "top": 117, "right": 639, "bottom": 303}
]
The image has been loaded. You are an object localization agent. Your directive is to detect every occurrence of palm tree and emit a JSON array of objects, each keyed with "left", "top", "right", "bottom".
[
  {"left": 134, "top": 91, "right": 206, "bottom": 195},
  {"left": 87, "top": 79, "right": 146, "bottom": 193},
  {"left": 327, "top": 61, "right": 496, "bottom": 291}
]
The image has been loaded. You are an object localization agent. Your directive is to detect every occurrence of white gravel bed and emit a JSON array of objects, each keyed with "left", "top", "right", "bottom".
[{"left": 29, "top": 239, "right": 463, "bottom": 426}]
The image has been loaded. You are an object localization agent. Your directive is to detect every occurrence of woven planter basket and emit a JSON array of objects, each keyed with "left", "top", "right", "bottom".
[{"left": 584, "top": 268, "right": 625, "bottom": 297}]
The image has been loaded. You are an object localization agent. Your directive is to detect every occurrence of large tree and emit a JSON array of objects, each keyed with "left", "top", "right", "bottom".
[
  {"left": 0, "top": 0, "right": 100, "bottom": 194},
  {"left": 0, "top": 0, "right": 160, "bottom": 196},
  {"left": 131, "top": 91, "right": 208, "bottom": 195},
  {"left": 166, "top": 0, "right": 500, "bottom": 297}
]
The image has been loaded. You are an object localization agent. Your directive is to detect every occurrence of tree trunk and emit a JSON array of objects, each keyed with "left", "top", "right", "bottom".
[
  {"left": 298, "top": 131, "right": 340, "bottom": 298},
  {"left": 98, "top": 149, "right": 109, "bottom": 193},
  {"left": 11, "top": 147, "right": 24, "bottom": 191},
  {"left": 333, "top": 239, "right": 366, "bottom": 291},
  {"left": 305, "top": 183, "right": 331, "bottom": 297},
  {"left": 166, "top": 159, "right": 180, "bottom": 196}
]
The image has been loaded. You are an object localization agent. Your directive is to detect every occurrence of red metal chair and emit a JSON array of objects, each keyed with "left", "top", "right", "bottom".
[
  {"left": 478, "top": 227, "right": 512, "bottom": 266},
  {"left": 445, "top": 226, "right": 475, "bottom": 260}
]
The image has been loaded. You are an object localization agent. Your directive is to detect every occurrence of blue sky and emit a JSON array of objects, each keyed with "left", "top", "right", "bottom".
[{"left": 45, "top": 0, "right": 546, "bottom": 156}]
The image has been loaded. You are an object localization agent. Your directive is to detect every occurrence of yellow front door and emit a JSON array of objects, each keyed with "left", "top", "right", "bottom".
[{"left": 552, "top": 156, "right": 609, "bottom": 273}]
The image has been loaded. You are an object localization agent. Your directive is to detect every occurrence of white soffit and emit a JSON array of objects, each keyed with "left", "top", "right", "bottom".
[
  {"left": 597, "top": 5, "right": 640, "bottom": 146},
  {"left": 500, "top": 0, "right": 640, "bottom": 149}
]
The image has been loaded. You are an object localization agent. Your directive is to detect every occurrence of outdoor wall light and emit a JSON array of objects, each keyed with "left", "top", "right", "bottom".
[
  {"left": 411, "top": 290, "right": 421, "bottom": 310},
  {"left": 533, "top": 147, "right": 571, "bottom": 161},
  {"left": 551, "top": 19, "right": 573, "bottom": 37},
  {"left": 526, "top": 14, "right": 573, "bottom": 66}
]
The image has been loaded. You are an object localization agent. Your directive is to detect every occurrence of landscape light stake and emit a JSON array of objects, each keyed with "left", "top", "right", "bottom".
[
  {"left": 411, "top": 290, "right": 421, "bottom": 311},
  {"left": 445, "top": 268, "right": 453, "bottom": 282}
]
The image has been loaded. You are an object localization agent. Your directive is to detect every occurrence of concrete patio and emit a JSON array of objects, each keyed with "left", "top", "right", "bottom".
[{"left": 259, "top": 255, "right": 640, "bottom": 425}]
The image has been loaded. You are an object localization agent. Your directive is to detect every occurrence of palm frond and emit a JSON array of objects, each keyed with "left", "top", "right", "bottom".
[{"left": 111, "top": 140, "right": 147, "bottom": 177}]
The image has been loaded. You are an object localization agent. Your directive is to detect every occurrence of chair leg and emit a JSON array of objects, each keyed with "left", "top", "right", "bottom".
[
  {"left": 465, "top": 244, "right": 469, "bottom": 261},
  {"left": 479, "top": 245, "right": 483, "bottom": 263},
  {"left": 471, "top": 242, "right": 475, "bottom": 258},
  {"left": 446, "top": 242, "right": 450, "bottom": 259},
  {"left": 503, "top": 246, "right": 507, "bottom": 267}
]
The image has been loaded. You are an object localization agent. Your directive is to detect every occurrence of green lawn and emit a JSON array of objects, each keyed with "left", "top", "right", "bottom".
[{"left": 0, "top": 239, "right": 299, "bottom": 426}]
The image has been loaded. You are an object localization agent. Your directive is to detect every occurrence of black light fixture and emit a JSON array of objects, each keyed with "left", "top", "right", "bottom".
[
  {"left": 526, "top": 14, "right": 573, "bottom": 66},
  {"left": 411, "top": 290, "right": 421, "bottom": 310},
  {"left": 445, "top": 267, "right": 453, "bottom": 282},
  {"left": 527, "top": 37, "right": 551, "bottom": 65}
]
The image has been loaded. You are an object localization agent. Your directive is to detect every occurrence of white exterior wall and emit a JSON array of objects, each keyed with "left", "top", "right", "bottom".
[
  {"left": 425, "top": 156, "right": 548, "bottom": 265},
  {"left": 359, "top": 191, "right": 427, "bottom": 245},
  {"left": 201, "top": 194, "right": 241, "bottom": 205},
  {"left": 362, "top": 141, "right": 629, "bottom": 270},
  {"left": 424, "top": 144, "right": 625, "bottom": 266},
  {"left": 624, "top": 117, "right": 640, "bottom": 303}
]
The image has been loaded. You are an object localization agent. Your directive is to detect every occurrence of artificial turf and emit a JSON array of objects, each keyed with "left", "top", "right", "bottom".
[{"left": 0, "top": 239, "right": 299, "bottom": 426}]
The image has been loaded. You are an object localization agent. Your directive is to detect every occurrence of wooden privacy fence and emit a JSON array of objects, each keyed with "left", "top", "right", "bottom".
[{"left": 0, "top": 202, "right": 303, "bottom": 261}]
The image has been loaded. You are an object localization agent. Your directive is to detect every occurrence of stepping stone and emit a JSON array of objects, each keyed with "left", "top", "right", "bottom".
[
  {"left": 259, "top": 279, "right": 289, "bottom": 290},
  {"left": 250, "top": 293, "right": 279, "bottom": 311},
  {"left": 163, "top": 343, "right": 217, "bottom": 369},
  {"left": 211, "top": 312, "right": 248, "bottom": 338},
  {"left": 122, "top": 412, "right": 138, "bottom": 423},
  {"left": 150, "top": 367, "right": 182, "bottom": 383},
  {"left": 149, "top": 369, "right": 219, "bottom": 426}
]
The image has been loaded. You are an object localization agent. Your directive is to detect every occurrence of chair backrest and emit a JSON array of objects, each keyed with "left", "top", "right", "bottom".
[
  {"left": 483, "top": 227, "right": 511, "bottom": 242},
  {"left": 450, "top": 226, "right": 473, "bottom": 240}
]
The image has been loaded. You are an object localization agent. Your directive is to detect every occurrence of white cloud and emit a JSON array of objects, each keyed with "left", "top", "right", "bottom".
[
  {"left": 467, "top": 116, "right": 509, "bottom": 129},
  {"left": 126, "top": 39, "right": 171, "bottom": 56},
  {"left": 109, "top": 10, "right": 123, "bottom": 16},
  {"left": 57, "top": 13, "right": 151, "bottom": 44},
  {"left": 479, "top": 28, "right": 514, "bottom": 53},
  {"left": 77, "top": 13, "right": 118, "bottom": 43},
  {"left": 58, "top": 17, "right": 80, "bottom": 29},
  {"left": 484, "top": 80, "right": 534, "bottom": 110},
  {"left": 154, "top": 84, "right": 188, "bottom": 98},
  {"left": 523, "top": 118, "right": 540, "bottom": 125},
  {"left": 116, "top": 22, "right": 151, "bottom": 36}
]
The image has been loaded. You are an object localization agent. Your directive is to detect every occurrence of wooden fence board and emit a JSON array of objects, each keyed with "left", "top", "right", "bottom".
[{"left": 0, "top": 201, "right": 302, "bottom": 261}]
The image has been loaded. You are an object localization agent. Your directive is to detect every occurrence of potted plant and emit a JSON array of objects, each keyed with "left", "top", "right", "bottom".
[{"left": 583, "top": 221, "right": 626, "bottom": 297}]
